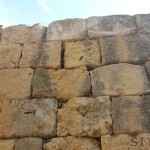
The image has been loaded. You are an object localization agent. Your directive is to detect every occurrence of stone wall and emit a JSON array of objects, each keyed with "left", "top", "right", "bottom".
[{"left": 1, "top": 14, "right": 150, "bottom": 150}]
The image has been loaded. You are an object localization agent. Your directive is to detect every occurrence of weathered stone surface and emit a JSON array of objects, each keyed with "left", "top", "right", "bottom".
[
  {"left": 135, "top": 14, "right": 150, "bottom": 33},
  {"left": 145, "top": 61, "right": 150, "bottom": 80},
  {"left": 100, "top": 34, "right": 150, "bottom": 65},
  {"left": 0, "top": 44, "right": 22, "bottom": 69},
  {"left": 102, "top": 133, "right": 150, "bottom": 150},
  {"left": 57, "top": 96, "right": 112, "bottom": 137},
  {"left": 0, "top": 68, "right": 34, "bottom": 100},
  {"left": 32, "top": 67, "right": 91, "bottom": 101},
  {"left": 64, "top": 40, "right": 101, "bottom": 69},
  {"left": 90, "top": 63, "right": 150, "bottom": 96},
  {"left": 87, "top": 15, "right": 136, "bottom": 38},
  {"left": 1, "top": 24, "right": 46, "bottom": 44},
  {"left": 15, "top": 138, "right": 42, "bottom": 150},
  {"left": 112, "top": 96, "right": 150, "bottom": 134},
  {"left": 0, "top": 139, "right": 15, "bottom": 150},
  {"left": 43, "top": 136, "right": 100, "bottom": 150},
  {"left": 19, "top": 41, "right": 61, "bottom": 69},
  {"left": 0, "top": 98, "right": 58, "bottom": 138},
  {"left": 46, "top": 19, "right": 87, "bottom": 41}
]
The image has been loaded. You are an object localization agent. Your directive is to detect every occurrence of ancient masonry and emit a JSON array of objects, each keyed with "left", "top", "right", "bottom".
[{"left": 1, "top": 14, "right": 150, "bottom": 150}]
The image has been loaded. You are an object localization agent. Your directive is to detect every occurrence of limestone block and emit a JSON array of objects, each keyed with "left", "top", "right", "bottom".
[
  {"left": 64, "top": 40, "right": 101, "bottom": 69},
  {"left": 135, "top": 14, "right": 150, "bottom": 33},
  {"left": 0, "top": 68, "right": 33, "bottom": 100},
  {"left": 0, "top": 98, "right": 58, "bottom": 138},
  {"left": 43, "top": 136, "right": 100, "bottom": 150},
  {"left": 0, "top": 139, "right": 15, "bottom": 150},
  {"left": 1, "top": 24, "right": 46, "bottom": 44},
  {"left": 102, "top": 133, "right": 150, "bottom": 150},
  {"left": 112, "top": 96, "right": 150, "bottom": 134},
  {"left": 57, "top": 96, "right": 112, "bottom": 137},
  {"left": 19, "top": 41, "right": 61, "bottom": 69},
  {"left": 0, "top": 44, "right": 22, "bottom": 69},
  {"left": 87, "top": 15, "right": 136, "bottom": 38},
  {"left": 90, "top": 63, "right": 150, "bottom": 96},
  {"left": 15, "top": 138, "right": 42, "bottom": 150},
  {"left": 100, "top": 34, "right": 150, "bottom": 65},
  {"left": 46, "top": 19, "right": 87, "bottom": 41},
  {"left": 32, "top": 67, "right": 91, "bottom": 101}
]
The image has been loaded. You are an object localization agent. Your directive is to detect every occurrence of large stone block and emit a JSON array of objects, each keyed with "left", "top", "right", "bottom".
[
  {"left": 0, "top": 139, "right": 15, "bottom": 150},
  {"left": 19, "top": 41, "right": 61, "bottom": 69},
  {"left": 102, "top": 133, "right": 150, "bottom": 150},
  {"left": 135, "top": 14, "right": 150, "bottom": 33},
  {"left": 0, "top": 98, "right": 58, "bottom": 138},
  {"left": 32, "top": 67, "right": 91, "bottom": 101},
  {"left": 112, "top": 96, "right": 150, "bottom": 134},
  {"left": 0, "top": 44, "right": 22, "bottom": 69},
  {"left": 87, "top": 15, "right": 136, "bottom": 38},
  {"left": 43, "top": 136, "right": 100, "bottom": 150},
  {"left": 57, "top": 96, "right": 112, "bottom": 137},
  {"left": 0, "top": 68, "right": 34, "bottom": 100},
  {"left": 15, "top": 138, "right": 42, "bottom": 150},
  {"left": 90, "top": 63, "right": 150, "bottom": 96},
  {"left": 64, "top": 40, "right": 101, "bottom": 69},
  {"left": 1, "top": 24, "right": 46, "bottom": 44},
  {"left": 100, "top": 34, "right": 150, "bottom": 65},
  {"left": 46, "top": 19, "right": 87, "bottom": 41}
]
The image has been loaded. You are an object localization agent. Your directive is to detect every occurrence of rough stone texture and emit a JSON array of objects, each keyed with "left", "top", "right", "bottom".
[
  {"left": 1, "top": 24, "right": 46, "bottom": 44},
  {"left": 57, "top": 96, "right": 112, "bottom": 137},
  {"left": 87, "top": 15, "right": 136, "bottom": 38},
  {"left": 0, "top": 139, "right": 15, "bottom": 150},
  {"left": 19, "top": 41, "right": 61, "bottom": 69},
  {"left": 112, "top": 96, "right": 150, "bottom": 134},
  {"left": 0, "top": 98, "right": 58, "bottom": 138},
  {"left": 0, "top": 68, "right": 34, "bottom": 100},
  {"left": 0, "top": 44, "right": 22, "bottom": 69},
  {"left": 90, "top": 63, "right": 150, "bottom": 96},
  {"left": 135, "top": 14, "right": 150, "bottom": 33},
  {"left": 46, "top": 19, "right": 87, "bottom": 41},
  {"left": 32, "top": 67, "right": 91, "bottom": 101},
  {"left": 102, "top": 133, "right": 150, "bottom": 150},
  {"left": 145, "top": 61, "right": 150, "bottom": 80},
  {"left": 15, "top": 138, "right": 42, "bottom": 150},
  {"left": 64, "top": 40, "right": 101, "bottom": 69},
  {"left": 100, "top": 33, "right": 150, "bottom": 65},
  {"left": 43, "top": 137, "right": 100, "bottom": 150}
]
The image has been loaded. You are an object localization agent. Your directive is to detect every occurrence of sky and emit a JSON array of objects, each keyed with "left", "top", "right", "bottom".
[{"left": 0, "top": 0, "right": 150, "bottom": 27}]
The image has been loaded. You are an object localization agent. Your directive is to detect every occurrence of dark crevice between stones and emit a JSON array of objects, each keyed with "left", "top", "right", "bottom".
[
  {"left": 31, "top": 69, "right": 36, "bottom": 99},
  {"left": 88, "top": 71, "right": 93, "bottom": 97},
  {"left": 98, "top": 38, "right": 102, "bottom": 66},
  {"left": 99, "top": 138, "right": 103, "bottom": 150},
  {"left": 61, "top": 42, "right": 65, "bottom": 69},
  {"left": 109, "top": 97, "right": 114, "bottom": 135},
  {"left": 18, "top": 44, "right": 24, "bottom": 68},
  {"left": 55, "top": 100, "right": 59, "bottom": 138}
]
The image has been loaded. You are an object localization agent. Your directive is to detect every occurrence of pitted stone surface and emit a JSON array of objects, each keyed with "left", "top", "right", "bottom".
[
  {"left": 46, "top": 19, "right": 87, "bottom": 41},
  {"left": 57, "top": 96, "right": 112, "bottom": 137},
  {"left": 0, "top": 44, "right": 22, "bottom": 69},
  {"left": 0, "top": 68, "right": 34, "bottom": 100},
  {"left": 64, "top": 40, "right": 101, "bottom": 69},
  {"left": 112, "top": 96, "right": 150, "bottom": 134},
  {"left": 15, "top": 138, "right": 42, "bottom": 150},
  {"left": 32, "top": 67, "right": 91, "bottom": 101},
  {"left": 90, "top": 63, "right": 150, "bottom": 96},
  {"left": 1, "top": 24, "right": 46, "bottom": 44},
  {"left": 0, "top": 139, "right": 15, "bottom": 150},
  {"left": 43, "top": 136, "right": 100, "bottom": 150},
  {"left": 87, "top": 15, "right": 136, "bottom": 38},
  {"left": 0, "top": 98, "right": 58, "bottom": 138},
  {"left": 101, "top": 34, "right": 150, "bottom": 65},
  {"left": 19, "top": 41, "right": 61, "bottom": 69}
]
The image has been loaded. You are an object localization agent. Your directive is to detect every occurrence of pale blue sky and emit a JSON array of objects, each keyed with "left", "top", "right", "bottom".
[{"left": 0, "top": 0, "right": 150, "bottom": 27}]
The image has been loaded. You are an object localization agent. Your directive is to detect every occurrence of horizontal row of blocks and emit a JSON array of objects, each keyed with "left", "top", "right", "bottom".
[
  {"left": 1, "top": 63, "right": 150, "bottom": 101},
  {"left": 1, "top": 134, "right": 150, "bottom": 150},
  {"left": 0, "top": 96, "right": 150, "bottom": 138},
  {"left": 1, "top": 14, "right": 150, "bottom": 42},
  {"left": 1, "top": 33, "right": 150, "bottom": 70}
]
